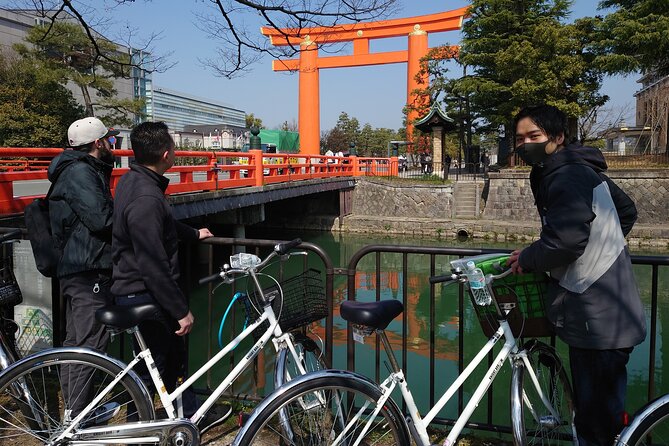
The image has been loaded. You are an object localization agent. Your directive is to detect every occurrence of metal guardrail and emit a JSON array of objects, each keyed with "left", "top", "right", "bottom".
[{"left": 510, "top": 151, "right": 669, "bottom": 169}]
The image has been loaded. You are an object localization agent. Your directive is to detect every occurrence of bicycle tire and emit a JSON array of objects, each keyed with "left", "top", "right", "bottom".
[
  {"left": 0, "top": 348, "right": 154, "bottom": 445},
  {"left": 511, "top": 340, "right": 577, "bottom": 445},
  {"left": 274, "top": 332, "right": 330, "bottom": 443},
  {"left": 274, "top": 332, "right": 328, "bottom": 388},
  {"left": 615, "top": 394, "right": 669, "bottom": 446},
  {"left": 234, "top": 369, "right": 410, "bottom": 446}
]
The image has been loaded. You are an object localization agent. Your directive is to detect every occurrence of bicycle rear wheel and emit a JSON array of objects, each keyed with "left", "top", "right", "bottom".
[
  {"left": 615, "top": 394, "right": 669, "bottom": 446},
  {"left": 234, "top": 370, "right": 410, "bottom": 446},
  {"left": 511, "top": 340, "right": 577, "bottom": 445},
  {"left": 0, "top": 348, "right": 154, "bottom": 445}
]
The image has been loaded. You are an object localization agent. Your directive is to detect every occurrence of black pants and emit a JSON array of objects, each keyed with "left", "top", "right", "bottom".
[
  {"left": 60, "top": 270, "right": 113, "bottom": 416},
  {"left": 115, "top": 292, "right": 198, "bottom": 417},
  {"left": 570, "top": 346, "right": 633, "bottom": 446}
]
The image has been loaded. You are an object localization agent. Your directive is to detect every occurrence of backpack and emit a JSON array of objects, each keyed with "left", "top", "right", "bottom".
[{"left": 24, "top": 183, "right": 59, "bottom": 277}]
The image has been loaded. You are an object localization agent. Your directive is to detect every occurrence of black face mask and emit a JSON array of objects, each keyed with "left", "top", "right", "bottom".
[{"left": 515, "top": 141, "right": 550, "bottom": 166}]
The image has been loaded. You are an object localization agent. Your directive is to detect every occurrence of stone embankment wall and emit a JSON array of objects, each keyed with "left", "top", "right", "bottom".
[
  {"left": 483, "top": 169, "right": 669, "bottom": 225},
  {"left": 340, "top": 173, "right": 669, "bottom": 248}
]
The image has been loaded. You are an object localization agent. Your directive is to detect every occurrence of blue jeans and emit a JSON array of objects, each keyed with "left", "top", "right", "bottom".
[{"left": 569, "top": 346, "right": 633, "bottom": 446}]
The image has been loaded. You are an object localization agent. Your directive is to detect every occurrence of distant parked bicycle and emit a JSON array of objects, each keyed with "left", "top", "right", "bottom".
[
  {"left": 234, "top": 252, "right": 577, "bottom": 446},
  {"left": 0, "top": 238, "right": 329, "bottom": 446},
  {"left": 0, "top": 228, "right": 25, "bottom": 369}
]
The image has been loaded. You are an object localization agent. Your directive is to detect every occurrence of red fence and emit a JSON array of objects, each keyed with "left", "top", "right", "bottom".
[{"left": 0, "top": 148, "right": 397, "bottom": 216}]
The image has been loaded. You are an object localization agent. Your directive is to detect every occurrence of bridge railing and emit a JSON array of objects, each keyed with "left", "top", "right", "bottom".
[{"left": 0, "top": 148, "right": 396, "bottom": 215}]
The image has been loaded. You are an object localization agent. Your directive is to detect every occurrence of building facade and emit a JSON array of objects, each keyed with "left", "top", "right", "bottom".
[
  {"left": 0, "top": 8, "right": 246, "bottom": 149},
  {"left": 148, "top": 87, "right": 246, "bottom": 133},
  {"left": 634, "top": 72, "right": 669, "bottom": 153}
]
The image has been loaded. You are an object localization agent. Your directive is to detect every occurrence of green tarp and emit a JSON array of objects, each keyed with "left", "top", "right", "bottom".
[{"left": 259, "top": 129, "right": 300, "bottom": 153}]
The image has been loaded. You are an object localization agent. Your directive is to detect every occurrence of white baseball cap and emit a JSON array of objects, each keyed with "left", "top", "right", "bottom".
[{"left": 67, "top": 117, "right": 120, "bottom": 147}]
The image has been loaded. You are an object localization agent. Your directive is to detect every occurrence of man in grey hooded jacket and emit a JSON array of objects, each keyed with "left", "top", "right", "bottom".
[{"left": 508, "top": 105, "right": 646, "bottom": 446}]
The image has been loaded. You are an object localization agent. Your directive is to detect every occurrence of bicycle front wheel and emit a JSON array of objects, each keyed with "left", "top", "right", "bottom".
[
  {"left": 511, "top": 340, "right": 577, "bottom": 445},
  {"left": 0, "top": 348, "right": 154, "bottom": 445},
  {"left": 234, "top": 369, "right": 410, "bottom": 446},
  {"left": 274, "top": 332, "right": 328, "bottom": 388},
  {"left": 615, "top": 394, "right": 669, "bottom": 446}
]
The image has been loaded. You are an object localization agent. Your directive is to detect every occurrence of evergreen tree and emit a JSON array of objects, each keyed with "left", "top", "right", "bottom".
[
  {"left": 15, "top": 22, "right": 144, "bottom": 127},
  {"left": 588, "top": 0, "right": 669, "bottom": 75},
  {"left": 455, "top": 0, "right": 607, "bottom": 153},
  {"left": 0, "top": 52, "right": 83, "bottom": 147},
  {"left": 246, "top": 113, "right": 264, "bottom": 129}
]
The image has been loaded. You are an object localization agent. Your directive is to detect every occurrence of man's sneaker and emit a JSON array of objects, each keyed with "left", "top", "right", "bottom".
[
  {"left": 198, "top": 403, "right": 233, "bottom": 435},
  {"left": 80, "top": 402, "right": 121, "bottom": 428}
]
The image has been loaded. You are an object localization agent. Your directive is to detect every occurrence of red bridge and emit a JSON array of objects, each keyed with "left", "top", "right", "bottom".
[{"left": 0, "top": 148, "right": 398, "bottom": 217}]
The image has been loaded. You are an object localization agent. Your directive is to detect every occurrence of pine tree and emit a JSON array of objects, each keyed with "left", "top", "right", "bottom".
[
  {"left": 453, "top": 0, "right": 607, "bottom": 155},
  {"left": 14, "top": 22, "right": 144, "bottom": 127}
]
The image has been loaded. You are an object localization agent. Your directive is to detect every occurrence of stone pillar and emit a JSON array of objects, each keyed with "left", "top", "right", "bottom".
[{"left": 431, "top": 125, "right": 443, "bottom": 171}]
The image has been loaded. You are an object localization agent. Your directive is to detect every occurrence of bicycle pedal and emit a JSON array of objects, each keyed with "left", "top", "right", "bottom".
[{"left": 238, "top": 411, "right": 251, "bottom": 427}]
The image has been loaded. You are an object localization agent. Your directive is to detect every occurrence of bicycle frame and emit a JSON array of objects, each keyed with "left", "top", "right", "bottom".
[
  {"left": 52, "top": 299, "right": 303, "bottom": 443},
  {"left": 334, "top": 303, "right": 563, "bottom": 446}
]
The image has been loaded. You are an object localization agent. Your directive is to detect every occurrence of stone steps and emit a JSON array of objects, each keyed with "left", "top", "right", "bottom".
[{"left": 454, "top": 182, "right": 481, "bottom": 218}]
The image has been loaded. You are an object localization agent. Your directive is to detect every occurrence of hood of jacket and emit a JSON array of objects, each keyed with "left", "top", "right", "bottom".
[
  {"left": 539, "top": 143, "right": 608, "bottom": 176},
  {"left": 48, "top": 149, "right": 112, "bottom": 184}
]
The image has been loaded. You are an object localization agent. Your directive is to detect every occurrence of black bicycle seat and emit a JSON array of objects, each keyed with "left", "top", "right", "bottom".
[
  {"left": 95, "top": 303, "right": 163, "bottom": 329},
  {"left": 340, "top": 300, "right": 403, "bottom": 330}
]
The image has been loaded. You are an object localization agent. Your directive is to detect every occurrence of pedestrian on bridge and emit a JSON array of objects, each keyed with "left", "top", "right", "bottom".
[{"left": 48, "top": 116, "right": 118, "bottom": 420}]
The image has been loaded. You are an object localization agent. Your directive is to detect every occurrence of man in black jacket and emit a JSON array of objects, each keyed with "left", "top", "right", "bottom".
[
  {"left": 111, "top": 121, "right": 215, "bottom": 427},
  {"left": 48, "top": 116, "right": 118, "bottom": 420},
  {"left": 508, "top": 105, "right": 646, "bottom": 446}
]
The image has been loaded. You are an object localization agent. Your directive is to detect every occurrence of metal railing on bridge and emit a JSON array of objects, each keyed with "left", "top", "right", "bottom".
[{"left": 0, "top": 148, "right": 398, "bottom": 215}]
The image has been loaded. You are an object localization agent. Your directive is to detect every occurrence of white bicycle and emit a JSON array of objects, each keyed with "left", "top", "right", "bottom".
[
  {"left": 233, "top": 253, "right": 577, "bottom": 445},
  {"left": 0, "top": 238, "right": 329, "bottom": 445}
]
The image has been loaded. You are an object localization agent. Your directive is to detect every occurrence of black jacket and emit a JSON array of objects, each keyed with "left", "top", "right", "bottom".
[
  {"left": 47, "top": 150, "right": 113, "bottom": 278},
  {"left": 111, "top": 163, "right": 199, "bottom": 321},
  {"left": 519, "top": 143, "right": 646, "bottom": 349}
]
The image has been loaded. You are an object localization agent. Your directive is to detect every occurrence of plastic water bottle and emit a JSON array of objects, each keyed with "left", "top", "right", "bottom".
[{"left": 466, "top": 261, "right": 492, "bottom": 305}]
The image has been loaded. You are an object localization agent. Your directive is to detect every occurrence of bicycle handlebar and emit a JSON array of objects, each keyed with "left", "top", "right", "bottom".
[
  {"left": 0, "top": 229, "right": 22, "bottom": 244},
  {"left": 429, "top": 264, "right": 514, "bottom": 285},
  {"left": 199, "top": 271, "right": 223, "bottom": 286},
  {"left": 198, "top": 238, "right": 303, "bottom": 286},
  {"left": 429, "top": 274, "right": 457, "bottom": 284},
  {"left": 275, "top": 238, "right": 302, "bottom": 255}
]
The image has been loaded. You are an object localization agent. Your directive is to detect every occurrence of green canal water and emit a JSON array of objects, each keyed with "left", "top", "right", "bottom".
[{"left": 182, "top": 229, "right": 669, "bottom": 427}]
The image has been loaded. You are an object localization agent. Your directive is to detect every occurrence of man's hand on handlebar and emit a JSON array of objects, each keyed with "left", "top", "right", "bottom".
[{"left": 507, "top": 249, "right": 525, "bottom": 274}]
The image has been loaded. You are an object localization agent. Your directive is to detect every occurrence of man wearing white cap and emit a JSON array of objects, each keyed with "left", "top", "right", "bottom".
[{"left": 48, "top": 116, "right": 119, "bottom": 423}]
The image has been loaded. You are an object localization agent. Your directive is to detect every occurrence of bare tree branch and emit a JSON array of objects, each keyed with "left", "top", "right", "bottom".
[{"left": 8, "top": 0, "right": 399, "bottom": 78}]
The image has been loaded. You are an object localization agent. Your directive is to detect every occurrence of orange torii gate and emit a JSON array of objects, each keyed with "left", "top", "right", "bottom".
[{"left": 261, "top": 7, "right": 468, "bottom": 155}]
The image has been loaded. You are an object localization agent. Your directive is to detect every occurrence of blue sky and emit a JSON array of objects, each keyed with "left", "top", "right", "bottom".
[{"left": 29, "top": 1, "right": 643, "bottom": 131}]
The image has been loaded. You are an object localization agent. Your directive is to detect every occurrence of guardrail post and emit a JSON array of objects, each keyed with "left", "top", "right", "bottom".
[
  {"left": 250, "top": 149, "right": 264, "bottom": 187},
  {"left": 351, "top": 156, "right": 360, "bottom": 177}
]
